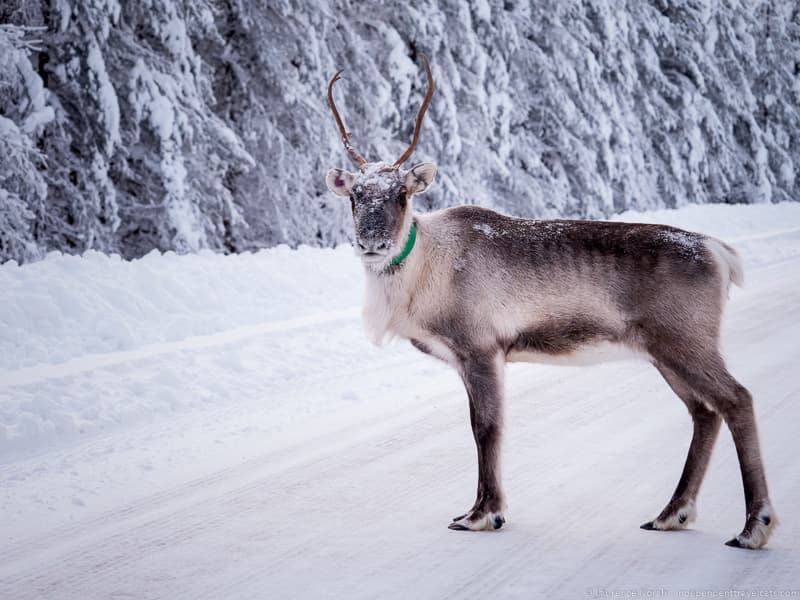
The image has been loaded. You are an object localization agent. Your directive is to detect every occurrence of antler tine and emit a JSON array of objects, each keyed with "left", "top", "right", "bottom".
[
  {"left": 393, "top": 53, "right": 436, "bottom": 169},
  {"left": 327, "top": 69, "right": 367, "bottom": 169}
]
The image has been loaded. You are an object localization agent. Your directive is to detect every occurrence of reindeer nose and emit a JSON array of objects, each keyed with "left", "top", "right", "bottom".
[{"left": 358, "top": 240, "right": 389, "bottom": 253}]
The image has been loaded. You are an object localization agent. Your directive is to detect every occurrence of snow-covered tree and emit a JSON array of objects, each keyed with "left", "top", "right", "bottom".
[
  {"left": 1, "top": 0, "right": 798, "bottom": 263},
  {"left": 0, "top": 23, "right": 52, "bottom": 262}
]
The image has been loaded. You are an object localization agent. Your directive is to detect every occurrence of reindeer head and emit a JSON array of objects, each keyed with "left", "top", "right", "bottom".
[{"left": 325, "top": 55, "right": 437, "bottom": 268}]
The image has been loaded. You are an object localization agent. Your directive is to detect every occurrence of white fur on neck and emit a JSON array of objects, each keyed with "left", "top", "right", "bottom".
[{"left": 362, "top": 211, "right": 417, "bottom": 345}]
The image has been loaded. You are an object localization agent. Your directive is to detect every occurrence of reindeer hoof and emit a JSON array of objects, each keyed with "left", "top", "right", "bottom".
[
  {"left": 725, "top": 534, "right": 768, "bottom": 550},
  {"left": 723, "top": 504, "right": 777, "bottom": 549},
  {"left": 641, "top": 500, "right": 696, "bottom": 532},
  {"left": 724, "top": 507, "right": 777, "bottom": 549},
  {"left": 448, "top": 510, "right": 505, "bottom": 531},
  {"left": 724, "top": 535, "right": 764, "bottom": 549},
  {"left": 725, "top": 537, "right": 743, "bottom": 548}
]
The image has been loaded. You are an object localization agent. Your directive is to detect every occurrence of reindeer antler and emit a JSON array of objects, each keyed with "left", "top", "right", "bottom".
[
  {"left": 393, "top": 54, "right": 435, "bottom": 169},
  {"left": 327, "top": 70, "right": 367, "bottom": 169}
]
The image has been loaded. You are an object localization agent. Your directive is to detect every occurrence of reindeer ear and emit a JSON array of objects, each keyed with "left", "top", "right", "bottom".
[
  {"left": 405, "top": 163, "right": 437, "bottom": 195},
  {"left": 326, "top": 168, "right": 357, "bottom": 197}
]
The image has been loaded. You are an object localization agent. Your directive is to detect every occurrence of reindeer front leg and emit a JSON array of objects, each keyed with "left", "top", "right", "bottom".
[{"left": 449, "top": 352, "right": 507, "bottom": 531}]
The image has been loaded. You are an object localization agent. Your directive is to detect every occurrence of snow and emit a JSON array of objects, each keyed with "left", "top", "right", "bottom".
[
  {"left": 472, "top": 222, "right": 495, "bottom": 237},
  {"left": 0, "top": 245, "right": 360, "bottom": 372},
  {"left": 86, "top": 40, "right": 120, "bottom": 151},
  {"left": 656, "top": 229, "right": 704, "bottom": 258},
  {"left": 357, "top": 162, "right": 398, "bottom": 191},
  {"left": 20, "top": 105, "right": 54, "bottom": 133},
  {"left": 1, "top": 202, "right": 800, "bottom": 598}
]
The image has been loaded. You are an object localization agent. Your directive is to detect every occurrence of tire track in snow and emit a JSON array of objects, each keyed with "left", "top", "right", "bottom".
[
  {"left": 0, "top": 352, "right": 437, "bottom": 566},
  {"left": 0, "top": 390, "right": 473, "bottom": 597}
]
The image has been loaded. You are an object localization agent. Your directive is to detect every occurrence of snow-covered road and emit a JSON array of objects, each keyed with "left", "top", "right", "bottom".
[{"left": 1, "top": 204, "right": 799, "bottom": 599}]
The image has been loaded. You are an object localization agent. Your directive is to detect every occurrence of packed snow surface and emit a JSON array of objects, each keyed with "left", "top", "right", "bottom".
[{"left": 1, "top": 202, "right": 800, "bottom": 598}]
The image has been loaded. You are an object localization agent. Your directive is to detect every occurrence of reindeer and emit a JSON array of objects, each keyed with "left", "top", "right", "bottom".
[{"left": 324, "top": 55, "right": 775, "bottom": 549}]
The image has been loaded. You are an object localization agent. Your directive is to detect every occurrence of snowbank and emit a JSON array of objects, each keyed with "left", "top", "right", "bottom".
[
  {"left": 1, "top": 202, "right": 799, "bottom": 460},
  {"left": 2, "top": 203, "right": 798, "bottom": 376},
  {"left": 0, "top": 245, "right": 361, "bottom": 372}
]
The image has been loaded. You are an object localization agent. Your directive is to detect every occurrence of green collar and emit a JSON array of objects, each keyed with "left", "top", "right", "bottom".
[{"left": 387, "top": 222, "right": 417, "bottom": 270}]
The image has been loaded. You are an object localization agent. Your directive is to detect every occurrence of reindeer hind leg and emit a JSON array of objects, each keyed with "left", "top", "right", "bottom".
[
  {"left": 650, "top": 346, "right": 775, "bottom": 548},
  {"left": 641, "top": 363, "right": 722, "bottom": 531}
]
